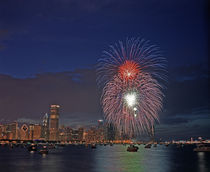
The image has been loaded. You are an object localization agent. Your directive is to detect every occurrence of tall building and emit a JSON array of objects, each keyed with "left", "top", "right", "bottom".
[
  {"left": 29, "top": 124, "right": 42, "bottom": 140},
  {"left": 29, "top": 124, "right": 34, "bottom": 140},
  {"left": 5, "top": 122, "right": 18, "bottom": 140},
  {"left": 59, "top": 126, "right": 73, "bottom": 142},
  {"left": 98, "top": 119, "right": 104, "bottom": 129},
  {"left": 0, "top": 125, "right": 3, "bottom": 139},
  {"left": 20, "top": 124, "right": 29, "bottom": 140},
  {"left": 49, "top": 105, "right": 60, "bottom": 141},
  {"left": 78, "top": 127, "right": 84, "bottom": 141},
  {"left": 85, "top": 127, "right": 97, "bottom": 143},
  {"left": 33, "top": 124, "right": 41, "bottom": 140},
  {"left": 106, "top": 123, "right": 116, "bottom": 141},
  {"left": 41, "top": 113, "right": 49, "bottom": 140},
  {"left": 97, "top": 120, "right": 105, "bottom": 142}
]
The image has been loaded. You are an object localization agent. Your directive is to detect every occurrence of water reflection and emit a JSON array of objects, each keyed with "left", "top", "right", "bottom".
[
  {"left": 0, "top": 145, "right": 210, "bottom": 172},
  {"left": 197, "top": 152, "right": 207, "bottom": 172},
  {"left": 93, "top": 145, "right": 170, "bottom": 172}
]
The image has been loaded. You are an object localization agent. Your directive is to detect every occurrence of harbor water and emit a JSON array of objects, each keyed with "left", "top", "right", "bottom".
[{"left": 0, "top": 144, "right": 209, "bottom": 172}]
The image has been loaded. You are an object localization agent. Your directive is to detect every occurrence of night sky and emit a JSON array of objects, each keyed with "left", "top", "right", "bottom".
[{"left": 0, "top": 0, "right": 209, "bottom": 140}]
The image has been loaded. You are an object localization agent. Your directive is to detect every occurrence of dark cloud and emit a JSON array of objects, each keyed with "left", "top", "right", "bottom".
[
  {"left": 164, "top": 63, "right": 209, "bottom": 115},
  {"left": 0, "top": 68, "right": 101, "bottom": 127},
  {"left": 154, "top": 63, "right": 210, "bottom": 139},
  {"left": 155, "top": 63, "right": 209, "bottom": 139},
  {"left": 156, "top": 116, "right": 210, "bottom": 140}
]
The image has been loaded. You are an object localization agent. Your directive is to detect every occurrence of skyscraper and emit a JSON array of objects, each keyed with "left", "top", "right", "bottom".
[
  {"left": 41, "top": 113, "right": 49, "bottom": 140},
  {"left": 49, "top": 105, "right": 60, "bottom": 141},
  {"left": 97, "top": 119, "right": 104, "bottom": 129},
  {"left": 5, "top": 122, "right": 18, "bottom": 140},
  {"left": 29, "top": 124, "right": 34, "bottom": 140},
  {"left": 106, "top": 123, "right": 116, "bottom": 141},
  {"left": 29, "top": 124, "right": 42, "bottom": 140},
  {"left": 97, "top": 120, "right": 105, "bottom": 142},
  {"left": 20, "top": 124, "right": 29, "bottom": 140}
]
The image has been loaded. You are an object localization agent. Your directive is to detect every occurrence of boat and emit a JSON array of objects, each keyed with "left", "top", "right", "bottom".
[
  {"left": 48, "top": 144, "right": 56, "bottom": 149},
  {"left": 39, "top": 145, "right": 48, "bottom": 155},
  {"left": 9, "top": 143, "right": 14, "bottom": 149},
  {"left": 165, "top": 143, "right": 169, "bottom": 147},
  {"left": 176, "top": 144, "right": 184, "bottom": 148},
  {"left": 145, "top": 144, "right": 151, "bottom": 148},
  {"left": 28, "top": 143, "right": 37, "bottom": 152},
  {"left": 59, "top": 143, "right": 66, "bottom": 147},
  {"left": 127, "top": 145, "right": 139, "bottom": 152},
  {"left": 91, "top": 144, "right": 96, "bottom": 149},
  {"left": 193, "top": 144, "right": 210, "bottom": 152}
]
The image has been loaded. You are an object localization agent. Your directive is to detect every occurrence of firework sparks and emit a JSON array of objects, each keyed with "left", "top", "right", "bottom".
[{"left": 97, "top": 38, "right": 167, "bottom": 136}]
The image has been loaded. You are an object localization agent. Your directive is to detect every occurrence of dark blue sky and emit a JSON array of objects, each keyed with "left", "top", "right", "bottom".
[
  {"left": 0, "top": 0, "right": 209, "bottom": 140},
  {"left": 0, "top": 0, "right": 208, "bottom": 77}
]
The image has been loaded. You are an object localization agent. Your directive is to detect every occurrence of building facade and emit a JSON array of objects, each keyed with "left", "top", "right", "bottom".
[
  {"left": 41, "top": 113, "right": 49, "bottom": 140},
  {"left": 49, "top": 105, "right": 60, "bottom": 141}
]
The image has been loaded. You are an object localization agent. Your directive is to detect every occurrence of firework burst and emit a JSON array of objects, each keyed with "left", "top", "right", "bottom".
[{"left": 97, "top": 38, "right": 167, "bottom": 136}]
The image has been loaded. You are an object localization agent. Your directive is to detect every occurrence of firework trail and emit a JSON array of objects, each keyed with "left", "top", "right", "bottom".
[{"left": 97, "top": 38, "right": 167, "bottom": 136}]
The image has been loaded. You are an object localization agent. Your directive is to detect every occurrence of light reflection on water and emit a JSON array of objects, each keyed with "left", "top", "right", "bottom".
[
  {"left": 197, "top": 152, "right": 208, "bottom": 172},
  {"left": 93, "top": 145, "right": 170, "bottom": 172},
  {"left": 0, "top": 144, "right": 210, "bottom": 172}
]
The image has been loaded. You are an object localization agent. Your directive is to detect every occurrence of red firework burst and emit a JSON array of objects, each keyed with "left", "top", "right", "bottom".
[{"left": 118, "top": 60, "right": 140, "bottom": 81}]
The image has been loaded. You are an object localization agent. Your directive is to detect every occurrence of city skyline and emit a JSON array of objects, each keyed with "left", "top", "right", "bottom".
[{"left": 0, "top": 104, "right": 130, "bottom": 142}]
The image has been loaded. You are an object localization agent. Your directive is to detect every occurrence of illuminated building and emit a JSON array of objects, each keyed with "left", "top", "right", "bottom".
[
  {"left": 78, "top": 127, "right": 84, "bottom": 141},
  {"left": 0, "top": 125, "right": 6, "bottom": 139},
  {"left": 3, "top": 122, "right": 18, "bottom": 140},
  {"left": 49, "top": 105, "right": 60, "bottom": 141},
  {"left": 65, "top": 128, "right": 84, "bottom": 142},
  {"left": 29, "top": 124, "right": 42, "bottom": 140},
  {"left": 83, "top": 131, "right": 88, "bottom": 141},
  {"left": 29, "top": 124, "right": 34, "bottom": 140},
  {"left": 0, "top": 125, "right": 3, "bottom": 139},
  {"left": 85, "top": 127, "right": 97, "bottom": 143},
  {"left": 33, "top": 124, "right": 41, "bottom": 140},
  {"left": 59, "top": 125, "right": 66, "bottom": 142},
  {"left": 20, "top": 124, "right": 29, "bottom": 140},
  {"left": 97, "top": 120, "right": 105, "bottom": 142},
  {"left": 41, "top": 113, "right": 49, "bottom": 140},
  {"left": 71, "top": 129, "right": 79, "bottom": 141},
  {"left": 98, "top": 119, "right": 104, "bottom": 128},
  {"left": 6, "top": 131, "right": 13, "bottom": 140},
  {"left": 106, "top": 123, "right": 116, "bottom": 141}
]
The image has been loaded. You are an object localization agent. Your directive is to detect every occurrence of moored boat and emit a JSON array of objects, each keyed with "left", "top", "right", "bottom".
[
  {"left": 91, "top": 144, "right": 96, "bottom": 149},
  {"left": 165, "top": 143, "right": 169, "bottom": 147},
  {"left": 28, "top": 143, "right": 37, "bottom": 152},
  {"left": 48, "top": 144, "right": 56, "bottom": 149},
  {"left": 145, "top": 144, "right": 151, "bottom": 148},
  {"left": 193, "top": 144, "right": 210, "bottom": 152},
  {"left": 39, "top": 145, "right": 48, "bottom": 155},
  {"left": 127, "top": 145, "right": 139, "bottom": 152}
]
